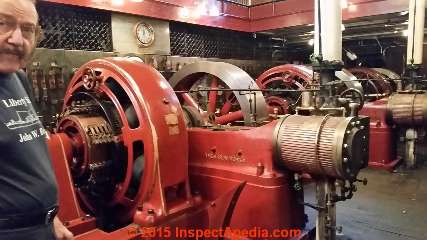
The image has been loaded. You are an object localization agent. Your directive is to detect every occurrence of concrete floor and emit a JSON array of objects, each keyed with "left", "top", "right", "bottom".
[{"left": 305, "top": 164, "right": 427, "bottom": 240}]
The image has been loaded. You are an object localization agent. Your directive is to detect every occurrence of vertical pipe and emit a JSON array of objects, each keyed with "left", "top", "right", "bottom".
[
  {"left": 316, "top": 180, "right": 337, "bottom": 240},
  {"left": 407, "top": 0, "right": 425, "bottom": 65},
  {"left": 314, "top": 0, "right": 342, "bottom": 62}
]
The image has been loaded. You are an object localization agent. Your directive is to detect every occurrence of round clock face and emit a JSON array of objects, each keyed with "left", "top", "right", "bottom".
[{"left": 135, "top": 22, "right": 155, "bottom": 47}]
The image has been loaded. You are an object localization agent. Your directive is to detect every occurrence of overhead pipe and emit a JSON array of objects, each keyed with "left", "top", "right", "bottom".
[
  {"left": 312, "top": 0, "right": 344, "bottom": 110},
  {"left": 406, "top": 0, "right": 425, "bottom": 66},
  {"left": 314, "top": 0, "right": 342, "bottom": 62},
  {"left": 404, "top": 0, "right": 426, "bottom": 90}
]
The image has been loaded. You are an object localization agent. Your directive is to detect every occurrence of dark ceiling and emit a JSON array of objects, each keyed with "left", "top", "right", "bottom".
[{"left": 257, "top": 11, "right": 418, "bottom": 48}]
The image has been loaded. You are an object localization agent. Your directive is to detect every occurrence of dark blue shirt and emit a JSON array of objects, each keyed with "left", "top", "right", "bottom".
[{"left": 0, "top": 72, "right": 58, "bottom": 215}]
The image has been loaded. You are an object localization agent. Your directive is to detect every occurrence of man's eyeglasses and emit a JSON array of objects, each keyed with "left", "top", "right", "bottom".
[{"left": 0, "top": 14, "right": 37, "bottom": 40}]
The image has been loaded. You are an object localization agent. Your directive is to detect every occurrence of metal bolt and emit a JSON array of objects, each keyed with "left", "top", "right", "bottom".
[
  {"left": 343, "top": 158, "right": 348, "bottom": 163},
  {"left": 343, "top": 144, "right": 348, "bottom": 149},
  {"left": 256, "top": 162, "right": 264, "bottom": 176}
]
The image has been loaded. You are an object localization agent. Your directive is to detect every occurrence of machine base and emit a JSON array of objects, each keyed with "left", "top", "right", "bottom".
[{"left": 368, "top": 158, "right": 402, "bottom": 172}]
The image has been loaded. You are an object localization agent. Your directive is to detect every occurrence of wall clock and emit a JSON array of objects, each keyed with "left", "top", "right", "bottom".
[{"left": 135, "top": 22, "right": 155, "bottom": 47}]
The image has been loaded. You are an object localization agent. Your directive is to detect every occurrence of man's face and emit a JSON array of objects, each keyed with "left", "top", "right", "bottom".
[{"left": 0, "top": 0, "right": 38, "bottom": 74}]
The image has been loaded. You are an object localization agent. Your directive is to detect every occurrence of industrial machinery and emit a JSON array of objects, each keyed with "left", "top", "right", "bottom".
[
  {"left": 42, "top": 0, "right": 371, "bottom": 239},
  {"left": 45, "top": 52, "right": 369, "bottom": 240},
  {"left": 255, "top": 64, "right": 403, "bottom": 170},
  {"left": 361, "top": 0, "right": 427, "bottom": 169},
  {"left": 169, "top": 61, "right": 269, "bottom": 126},
  {"left": 255, "top": 64, "right": 364, "bottom": 115},
  {"left": 347, "top": 67, "right": 396, "bottom": 99}
]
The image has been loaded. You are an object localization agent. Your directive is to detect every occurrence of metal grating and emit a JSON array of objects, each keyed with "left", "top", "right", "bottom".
[
  {"left": 37, "top": 2, "right": 113, "bottom": 51},
  {"left": 170, "top": 22, "right": 272, "bottom": 60}
]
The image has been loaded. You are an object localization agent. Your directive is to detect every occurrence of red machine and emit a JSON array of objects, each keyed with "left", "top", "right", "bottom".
[
  {"left": 348, "top": 67, "right": 401, "bottom": 170},
  {"left": 47, "top": 58, "right": 369, "bottom": 239},
  {"left": 255, "top": 64, "right": 364, "bottom": 114},
  {"left": 255, "top": 65, "right": 409, "bottom": 171},
  {"left": 350, "top": 67, "right": 427, "bottom": 169}
]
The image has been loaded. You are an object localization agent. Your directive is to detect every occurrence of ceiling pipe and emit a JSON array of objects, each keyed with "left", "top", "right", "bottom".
[
  {"left": 404, "top": 0, "right": 426, "bottom": 90},
  {"left": 406, "top": 0, "right": 425, "bottom": 66},
  {"left": 314, "top": 0, "right": 342, "bottom": 62}
]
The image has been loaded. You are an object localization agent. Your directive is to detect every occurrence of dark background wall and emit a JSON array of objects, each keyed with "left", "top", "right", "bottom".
[
  {"left": 170, "top": 21, "right": 274, "bottom": 60},
  {"left": 37, "top": 2, "right": 113, "bottom": 51}
]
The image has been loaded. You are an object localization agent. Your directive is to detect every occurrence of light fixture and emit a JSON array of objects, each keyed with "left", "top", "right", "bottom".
[
  {"left": 344, "top": 49, "right": 358, "bottom": 61},
  {"left": 111, "top": 0, "right": 124, "bottom": 6},
  {"left": 341, "top": 0, "right": 348, "bottom": 9},
  {"left": 194, "top": 3, "right": 208, "bottom": 18},
  {"left": 348, "top": 3, "right": 357, "bottom": 12},
  {"left": 179, "top": 7, "right": 190, "bottom": 18},
  {"left": 209, "top": 6, "right": 220, "bottom": 16},
  {"left": 402, "top": 30, "right": 409, "bottom": 37}
]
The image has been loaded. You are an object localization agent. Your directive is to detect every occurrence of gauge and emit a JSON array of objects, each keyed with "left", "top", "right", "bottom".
[{"left": 135, "top": 22, "right": 155, "bottom": 47}]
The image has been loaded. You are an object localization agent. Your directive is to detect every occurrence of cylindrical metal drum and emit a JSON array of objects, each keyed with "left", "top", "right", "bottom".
[
  {"left": 274, "top": 115, "right": 369, "bottom": 180},
  {"left": 386, "top": 92, "right": 427, "bottom": 126}
]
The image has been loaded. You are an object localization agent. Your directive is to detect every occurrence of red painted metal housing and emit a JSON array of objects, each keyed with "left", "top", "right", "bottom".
[
  {"left": 187, "top": 121, "right": 307, "bottom": 232},
  {"left": 47, "top": 58, "right": 314, "bottom": 239},
  {"left": 359, "top": 99, "right": 400, "bottom": 171}
]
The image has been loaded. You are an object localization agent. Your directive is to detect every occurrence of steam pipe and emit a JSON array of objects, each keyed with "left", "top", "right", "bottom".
[
  {"left": 314, "top": 0, "right": 342, "bottom": 62},
  {"left": 405, "top": 0, "right": 426, "bottom": 89},
  {"left": 407, "top": 0, "right": 425, "bottom": 66}
]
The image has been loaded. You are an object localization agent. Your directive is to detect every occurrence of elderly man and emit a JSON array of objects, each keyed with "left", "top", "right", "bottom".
[{"left": 0, "top": 0, "right": 73, "bottom": 239}]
